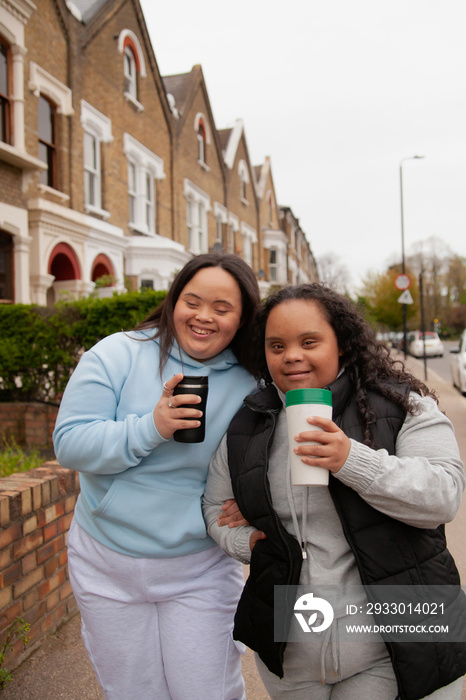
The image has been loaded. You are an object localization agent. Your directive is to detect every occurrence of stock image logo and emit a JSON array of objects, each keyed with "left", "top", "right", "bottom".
[{"left": 293, "top": 592, "right": 334, "bottom": 633}]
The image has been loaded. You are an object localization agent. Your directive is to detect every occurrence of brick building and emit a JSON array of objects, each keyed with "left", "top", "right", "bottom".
[
  {"left": 0, "top": 0, "right": 318, "bottom": 307},
  {"left": 162, "top": 65, "right": 228, "bottom": 259},
  {"left": 218, "top": 119, "right": 260, "bottom": 276},
  {"left": 280, "top": 205, "right": 319, "bottom": 284}
]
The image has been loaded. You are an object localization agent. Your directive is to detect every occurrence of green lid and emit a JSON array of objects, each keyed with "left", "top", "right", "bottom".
[{"left": 285, "top": 388, "right": 332, "bottom": 408}]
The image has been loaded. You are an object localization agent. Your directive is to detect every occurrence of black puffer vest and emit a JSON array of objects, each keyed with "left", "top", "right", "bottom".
[{"left": 227, "top": 373, "right": 466, "bottom": 700}]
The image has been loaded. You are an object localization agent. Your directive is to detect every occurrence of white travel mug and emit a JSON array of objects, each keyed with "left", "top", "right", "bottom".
[{"left": 285, "top": 388, "right": 333, "bottom": 486}]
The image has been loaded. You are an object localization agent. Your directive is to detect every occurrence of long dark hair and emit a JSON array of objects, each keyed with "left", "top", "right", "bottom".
[
  {"left": 134, "top": 253, "right": 260, "bottom": 374},
  {"left": 253, "top": 284, "right": 437, "bottom": 446}
]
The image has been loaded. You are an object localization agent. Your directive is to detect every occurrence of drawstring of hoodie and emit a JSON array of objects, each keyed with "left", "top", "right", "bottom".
[
  {"left": 286, "top": 456, "right": 308, "bottom": 560},
  {"left": 320, "top": 619, "right": 339, "bottom": 684},
  {"left": 286, "top": 456, "right": 340, "bottom": 684}
]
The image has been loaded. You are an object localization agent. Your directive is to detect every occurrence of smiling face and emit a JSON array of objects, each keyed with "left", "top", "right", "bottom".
[
  {"left": 173, "top": 266, "right": 243, "bottom": 362},
  {"left": 265, "top": 299, "right": 342, "bottom": 394}
]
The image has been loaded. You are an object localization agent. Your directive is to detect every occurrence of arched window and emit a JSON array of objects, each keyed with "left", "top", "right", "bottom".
[
  {"left": 197, "top": 121, "right": 206, "bottom": 164},
  {"left": 0, "top": 231, "right": 13, "bottom": 301},
  {"left": 124, "top": 45, "right": 137, "bottom": 100},
  {"left": 118, "top": 30, "right": 146, "bottom": 110},
  {"left": 0, "top": 38, "right": 12, "bottom": 144},
  {"left": 38, "top": 95, "right": 57, "bottom": 188},
  {"left": 194, "top": 113, "right": 210, "bottom": 169},
  {"left": 238, "top": 160, "right": 249, "bottom": 203}
]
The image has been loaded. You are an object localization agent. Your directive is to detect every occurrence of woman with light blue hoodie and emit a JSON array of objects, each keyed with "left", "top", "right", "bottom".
[{"left": 53, "top": 253, "right": 260, "bottom": 700}]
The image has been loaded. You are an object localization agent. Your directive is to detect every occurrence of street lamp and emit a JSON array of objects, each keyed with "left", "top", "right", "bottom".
[{"left": 400, "top": 155, "right": 425, "bottom": 357}]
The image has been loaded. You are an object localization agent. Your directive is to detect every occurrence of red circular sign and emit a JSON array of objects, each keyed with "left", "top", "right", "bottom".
[{"left": 395, "top": 274, "right": 411, "bottom": 291}]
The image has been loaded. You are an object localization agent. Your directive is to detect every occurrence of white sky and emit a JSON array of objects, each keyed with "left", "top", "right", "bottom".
[{"left": 139, "top": 0, "right": 466, "bottom": 292}]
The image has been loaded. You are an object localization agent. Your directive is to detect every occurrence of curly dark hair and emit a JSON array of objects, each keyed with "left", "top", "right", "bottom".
[
  {"left": 134, "top": 252, "right": 260, "bottom": 375},
  {"left": 253, "top": 284, "right": 437, "bottom": 447}
]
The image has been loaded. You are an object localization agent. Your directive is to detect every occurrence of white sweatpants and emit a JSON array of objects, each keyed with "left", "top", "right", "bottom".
[{"left": 67, "top": 519, "right": 246, "bottom": 700}]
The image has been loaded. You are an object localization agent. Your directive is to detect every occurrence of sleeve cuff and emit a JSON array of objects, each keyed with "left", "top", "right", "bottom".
[
  {"left": 232, "top": 526, "right": 256, "bottom": 564},
  {"left": 334, "top": 439, "right": 384, "bottom": 492}
]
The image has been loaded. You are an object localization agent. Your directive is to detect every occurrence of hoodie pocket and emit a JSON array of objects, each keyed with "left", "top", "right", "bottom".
[{"left": 91, "top": 478, "right": 207, "bottom": 554}]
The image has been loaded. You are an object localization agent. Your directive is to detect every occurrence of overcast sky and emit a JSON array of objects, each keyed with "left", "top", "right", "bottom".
[{"left": 139, "top": 0, "right": 466, "bottom": 292}]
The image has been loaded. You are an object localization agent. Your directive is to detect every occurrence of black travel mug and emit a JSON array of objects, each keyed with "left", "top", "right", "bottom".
[{"left": 173, "top": 376, "right": 209, "bottom": 443}]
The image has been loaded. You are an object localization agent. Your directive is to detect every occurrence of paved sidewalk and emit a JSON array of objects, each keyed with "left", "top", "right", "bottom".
[
  {"left": 3, "top": 353, "right": 466, "bottom": 699},
  {"left": 1, "top": 595, "right": 268, "bottom": 700}
]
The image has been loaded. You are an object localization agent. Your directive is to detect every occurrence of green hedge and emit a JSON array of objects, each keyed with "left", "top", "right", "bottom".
[{"left": 0, "top": 290, "right": 166, "bottom": 403}]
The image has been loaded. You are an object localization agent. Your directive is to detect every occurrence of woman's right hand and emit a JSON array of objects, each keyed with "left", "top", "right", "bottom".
[
  {"left": 250, "top": 530, "right": 267, "bottom": 550},
  {"left": 153, "top": 373, "right": 203, "bottom": 440}
]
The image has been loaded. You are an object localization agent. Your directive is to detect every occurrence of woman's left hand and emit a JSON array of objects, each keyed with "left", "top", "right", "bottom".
[
  {"left": 293, "top": 416, "right": 351, "bottom": 473},
  {"left": 217, "top": 498, "right": 250, "bottom": 528}
]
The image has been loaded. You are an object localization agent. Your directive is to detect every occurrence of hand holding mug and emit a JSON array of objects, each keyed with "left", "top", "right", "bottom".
[
  {"left": 153, "top": 374, "right": 203, "bottom": 440},
  {"left": 292, "top": 416, "right": 351, "bottom": 474}
]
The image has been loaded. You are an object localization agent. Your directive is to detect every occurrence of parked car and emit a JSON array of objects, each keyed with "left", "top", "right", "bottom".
[
  {"left": 388, "top": 332, "right": 404, "bottom": 350},
  {"left": 406, "top": 331, "right": 444, "bottom": 358},
  {"left": 450, "top": 330, "right": 466, "bottom": 394}
]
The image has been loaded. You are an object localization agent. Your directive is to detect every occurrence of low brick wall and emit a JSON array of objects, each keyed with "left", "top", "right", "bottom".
[
  {"left": 0, "top": 402, "right": 59, "bottom": 449},
  {"left": 0, "top": 462, "right": 79, "bottom": 673}
]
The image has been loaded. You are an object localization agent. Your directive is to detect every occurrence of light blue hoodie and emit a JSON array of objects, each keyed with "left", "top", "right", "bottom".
[{"left": 53, "top": 330, "right": 256, "bottom": 558}]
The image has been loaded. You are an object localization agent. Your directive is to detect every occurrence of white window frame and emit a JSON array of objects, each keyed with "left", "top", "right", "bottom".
[
  {"left": 81, "top": 100, "right": 112, "bottom": 217},
  {"left": 29, "top": 62, "right": 73, "bottom": 116},
  {"left": 144, "top": 171, "right": 154, "bottom": 231},
  {"left": 123, "top": 133, "right": 165, "bottom": 236},
  {"left": 240, "top": 222, "right": 257, "bottom": 267},
  {"left": 238, "top": 159, "right": 249, "bottom": 205},
  {"left": 0, "top": 5, "right": 49, "bottom": 171},
  {"left": 118, "top": 30, "right": 146, "bottom": 112},
  {"left": 128, "top": 160, "right": 137, "bottom": 225},
  {"left": 84, "top": 131, "right": 99, "bottom": 206},
  {"left": 263, "top": 230, "right": 287, "bottom": 285},
  {"left": 227, "top": 212, "right": 239, "bottom": 253},
  {"left": 269, "top": 248, "right": 278, "bottom": 282},
  {"left": 183, "top": 179, "right": 211, "bottom": 254},
  {"left": 197, "top": 128, "right": 205, "bottom": 164},
  {"left": 213, "top": 202, "right": 227, "bottom": 245},
  {"left": 124, "top": 46, "right": 137, "bottom": 99},
  {"left": 194, "top": 112, "right": 211, "bottom": 171},
  {"left": 187, "top": 198, "right": 193, "bottom": 249}
]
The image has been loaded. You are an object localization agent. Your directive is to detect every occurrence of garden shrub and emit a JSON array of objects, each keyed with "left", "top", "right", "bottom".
[{"left": 0, "top": 289, "right": 166, "bottom": 403}]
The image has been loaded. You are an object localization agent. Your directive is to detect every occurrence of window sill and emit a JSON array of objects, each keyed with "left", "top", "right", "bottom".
[
  {"left": 241, "top": 197, "right": 249, "bottom": 206},
  {"left": 0, "top": 142, "right": 46, "bottom": 171},
  {"left": 84, "top": 204, "right": 110, "bottom": 220},
  {"left": 198, "top": 160, "right": 210, "bottom": 172},
  {"left": 37, "top": 184, "right": 70, "bottom": 204},
  {"left": 124, "top": 92, "right": 144, "bottom": 113},
  {"left": 128, "top": 223, "right": 155, "bottom": 236}
]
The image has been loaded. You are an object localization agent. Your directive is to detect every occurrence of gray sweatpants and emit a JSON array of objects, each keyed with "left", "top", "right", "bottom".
[
  {"left": 67, "top": 519, "right": 246, "bottom": 700},
  {"left": 255, "top": 648, "right": 463, "bottom": 699}
]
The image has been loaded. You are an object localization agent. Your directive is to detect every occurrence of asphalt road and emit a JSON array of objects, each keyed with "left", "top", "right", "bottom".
[{"left": 405, "top": 339, "right": 458, "bottom": 385}]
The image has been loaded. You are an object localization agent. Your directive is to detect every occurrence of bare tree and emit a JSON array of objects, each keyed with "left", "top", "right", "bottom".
[
  {"left": 317, "top": 253, "right": 352, "bottom": 295},
  {"left": 409, "top": 236, "right": 449, "bottom": 327}
]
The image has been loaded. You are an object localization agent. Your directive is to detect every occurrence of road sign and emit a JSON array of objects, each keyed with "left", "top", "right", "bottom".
[
  {"left": 395, "top": 274, "right": 411, "bottom": 291},
  {"left": 398, "top": 290, "right": 414, "bottom": 304}
]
